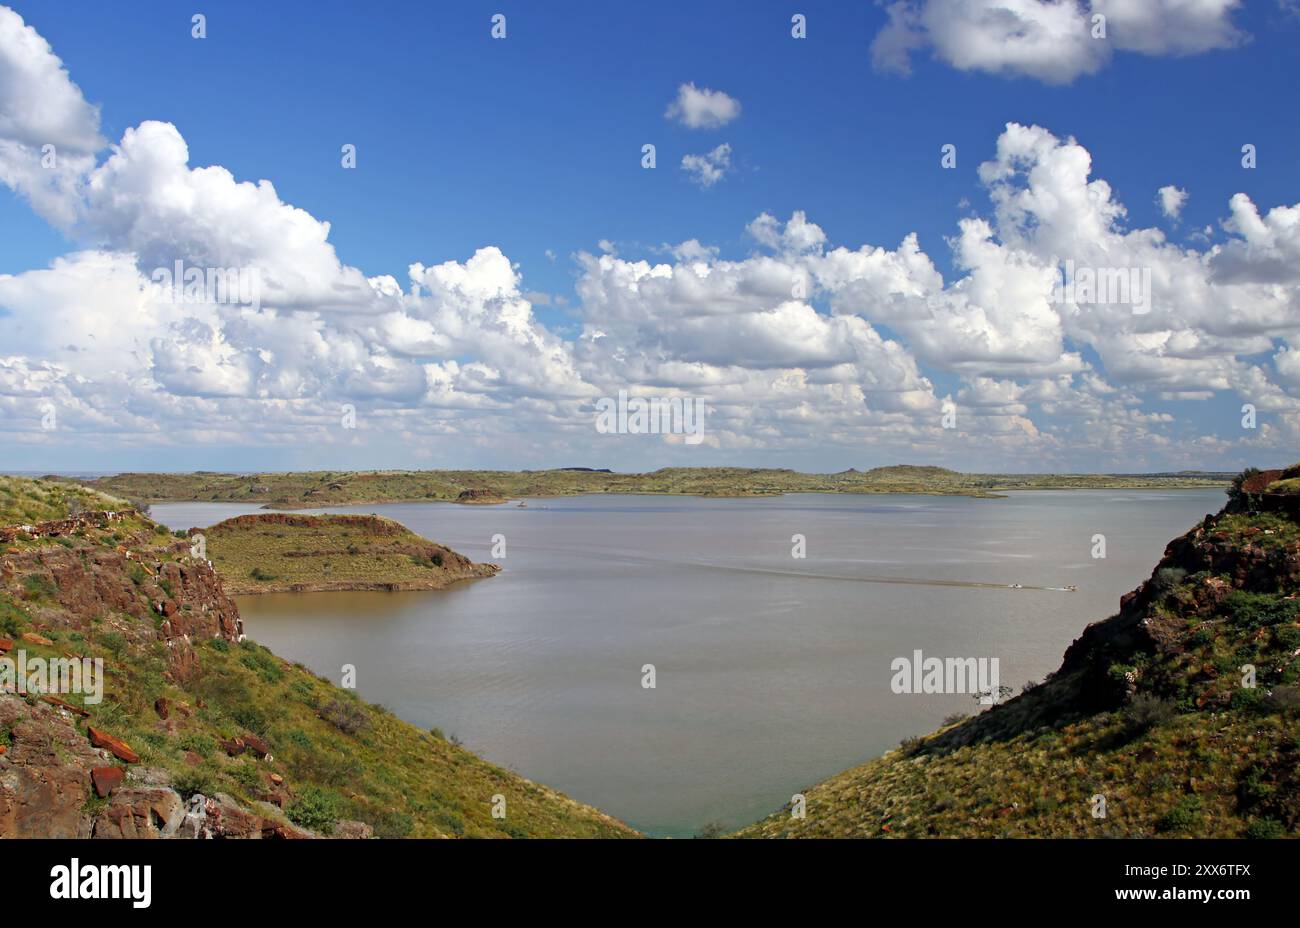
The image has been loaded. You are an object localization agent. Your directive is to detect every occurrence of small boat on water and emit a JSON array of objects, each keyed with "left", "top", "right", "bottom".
[
  {"left": 1064, "top": 584, "right": 1078, "bottom": 592},
  {"left": 516, "top": 501, "right": 527, "bottom": 508},
  {"left": 1009, "top": 583, "right": 1023, "bottom": 589}
]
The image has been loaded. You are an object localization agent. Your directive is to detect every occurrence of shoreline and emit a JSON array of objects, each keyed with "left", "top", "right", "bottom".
[{"left": 224, "top": 572, "right": 498, "bottom": 595}]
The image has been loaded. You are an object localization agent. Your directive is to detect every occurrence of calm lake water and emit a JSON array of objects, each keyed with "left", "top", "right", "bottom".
[{"left": 153, "top": 489, "right": 1224, "bottom": 836}]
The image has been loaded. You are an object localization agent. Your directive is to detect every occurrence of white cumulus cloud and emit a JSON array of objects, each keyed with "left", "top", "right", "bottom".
[
  {"left": 681, "top": 143, "right": 733, "bottom": 188},
  {"left": 665, "top": 82, "right": 741, "bottom": 129}
]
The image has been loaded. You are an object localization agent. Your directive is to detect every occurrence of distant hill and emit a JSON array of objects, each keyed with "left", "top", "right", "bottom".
[
  {"left": 77, "top": 466, "right": 1232, "bottom": 509},
  {"left": 861, "top": 465, "right": 961, "bottom": 479},
  {"left": 739, "top": 464, "right": 1300, "bottom": 838}
]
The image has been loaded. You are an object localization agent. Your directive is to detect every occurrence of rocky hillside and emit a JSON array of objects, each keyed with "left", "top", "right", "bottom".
[
  {"left": 202, "top": 513, "right": 498, "bottom": 594},
  {"left": 740, "top": 464, "right": 1300, "bottom": 838},
  {"left": 0, "top": 478, "right": 633, "bottom": 839}
]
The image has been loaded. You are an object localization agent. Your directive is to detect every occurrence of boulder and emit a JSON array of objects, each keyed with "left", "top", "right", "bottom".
[
  {"left": 92, "top": 787, "right": 185, "bottom": 839},
  {"left": 40, "top": 696, "right": 89, "bottom": 718},
  {"left": 90, "top": 766, "right": 124, "bottom": 797},
  {"left": 87, "top": 726, "right": 140, "bottom": 764}
]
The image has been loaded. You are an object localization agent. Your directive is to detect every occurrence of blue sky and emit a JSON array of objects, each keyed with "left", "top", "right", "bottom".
[{"left": 1, "top": 1, "right": 1299, "bottom": 473}]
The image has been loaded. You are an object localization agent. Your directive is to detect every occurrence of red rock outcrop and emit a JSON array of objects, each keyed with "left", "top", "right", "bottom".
[
  {"left": 87, "top": 726, "right": 140, "bottom": 763},
  {"left": 90, "top": 765, "right": 124, "bottom": 797}
]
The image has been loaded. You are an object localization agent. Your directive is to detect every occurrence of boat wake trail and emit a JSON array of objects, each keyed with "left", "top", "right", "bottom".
[
  {"left": 455, "top": 538, "right": 1076, "bottom": 592},
  {"left": 682, "top": 560, "right": 1071, "bottom": 592}
]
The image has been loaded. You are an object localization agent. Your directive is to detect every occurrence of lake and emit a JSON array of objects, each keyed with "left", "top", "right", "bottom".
[{"left": 153, "top": 489, "right": 1225, "bottom": 836}]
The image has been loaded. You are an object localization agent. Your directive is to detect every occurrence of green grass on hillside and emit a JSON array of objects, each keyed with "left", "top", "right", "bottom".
[
  {"left": 202, "top": 514, "right": 496, "bottom": 594},
  {"left": 0, "top": 476, "right": 128, "bottom": 525}
]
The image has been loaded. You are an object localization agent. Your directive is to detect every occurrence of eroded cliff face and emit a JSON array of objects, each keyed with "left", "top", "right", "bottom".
[
  {"left": 0, "top": 512, "right": 312, "bottom": 838},
  {"left": 0, "top": 514, "right": 243, "bottom": 683}
]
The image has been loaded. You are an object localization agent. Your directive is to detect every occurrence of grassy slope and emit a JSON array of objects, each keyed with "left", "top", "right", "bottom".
[
  {"left": 0, "top": 478, "right": 633, "bottom": 838},
  {"left": 83, "top": 466, "right": 1233, "bottom": 509},
  {"left": 203, "top": 513, "right": 497, "bottom": 594},
  {"left": 0, "top": 476, "right": 129, "bottom": 523},
  {"left": 739, "top": 484, "right": 1300, "bottom": 839}
]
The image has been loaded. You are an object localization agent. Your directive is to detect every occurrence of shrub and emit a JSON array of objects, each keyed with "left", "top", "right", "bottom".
[
  {"left": 0, "top": 597, "right": 28, "bottom": 637},
  {"left": 1152, "top": 567, "right": 1188, "bottom": 593},
  {"left": 431, "top": 808, "right": 465, "bottom": 836},
  {"left": 1123, "top": 694, "right": 1176, "bottom": 733},
  {"left": 899, "top": 735, "right": 925, "bottom": 757},
  {"left": 368, "top": 809, "right": 414, "bottom": 838},
  {"left": 320, "top": 698, "right": 370, "bottom": 736},
  {"left": 179, "top": 732, "right": 217, "bottom": 757},
  {"left": 1266, "top": 686, "right": 1300, "bottom": 713},
  {"left": 229, "top": 761, "right": 262, "bottom": 793},
  {"left": 230, "top": 703, "right": 269, "bottom": 735},
  {"left": 1157, "top": 796, "right": 1202, "bottom": 833},
  {"left": 285, "top": 747, "right": 362, "bottom": 787},
  {"left": 288, "top": 678, "right": 316, "bottom": 703},
  {"left": 21, "top": 574, "right": 56, "bottom": 601},
  {"left": 282, "top": 729, "right": 314, "bottom": 750},
  {"left": 1232, "top": 686, "right": 1269, "bottom": 714},
  {"left": 1224, "top": 591, "right": 1298, "bottom": 630},
  {"left": 98, "top": 632, "right": 127, "bottom": 657},
  {"left": 249, "top": 566, "right": 278, "bottom": 582},
  {"left": 239, "top": 647, "right": 284, "bottom": 684},
  {"left": 172, "top": 767, "right": 215, "bottom": 799},
  {"left": 1245, "top": 817, "right": 1286, "bottom": 839},
  {"left": 287, "top": 786, "right": 341, "bottom": 833}
]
